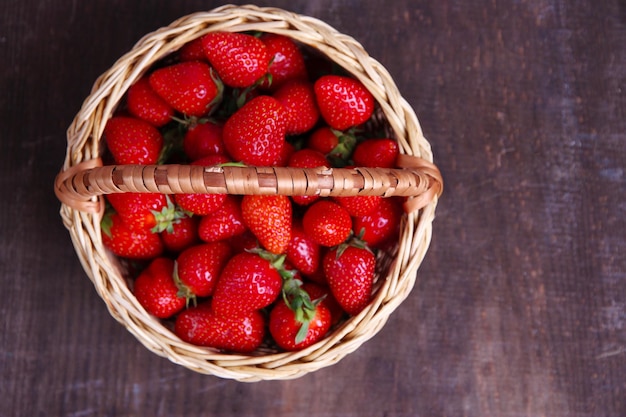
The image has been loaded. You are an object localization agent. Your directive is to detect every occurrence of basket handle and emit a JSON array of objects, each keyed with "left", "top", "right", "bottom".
[{"left": 55, "top": 154, "right": 442, "bottom": 214}]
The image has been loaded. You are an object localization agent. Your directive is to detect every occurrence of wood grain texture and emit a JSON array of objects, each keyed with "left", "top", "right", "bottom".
[{"left": 1, "top": 0, "right": 624, "bottom": 416}]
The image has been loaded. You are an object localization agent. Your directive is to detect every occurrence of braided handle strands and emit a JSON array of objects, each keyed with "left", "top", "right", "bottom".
[
  {"left": 55, "top": 4, "right": 442, "bottom": 381},
  {"left": 55, "top": 159, "right": 442, "bottom": 214}
]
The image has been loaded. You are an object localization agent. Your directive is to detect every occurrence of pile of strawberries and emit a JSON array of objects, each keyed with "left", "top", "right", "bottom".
[{"left": 100, "top": 31, "right": 405, "bottom": 353}]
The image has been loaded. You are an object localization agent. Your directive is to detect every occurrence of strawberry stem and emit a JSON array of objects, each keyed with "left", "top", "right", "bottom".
[
  {"left": 158, "top": 123, "right": 186, "bottom": 164},
  {"left": 206, "top": 67, "right": 225, "bottom": 117},
  {"left": 334, "top": 229, "right": 372, "bottom": 258},
  {"left": 218, "top": 161, "right": 248, "bottom": 168},
  {"left": 172, "top": 261, "right": 197, "bottom": 308}
]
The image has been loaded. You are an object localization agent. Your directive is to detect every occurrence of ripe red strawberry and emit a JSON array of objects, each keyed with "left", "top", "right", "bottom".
[
  {"left": 353, "top": 197, "right": 404, "bottom": 249},
  {"left": 352, "top": 138, "right": 399, "bottom": 168},
  {"left": 269, "top": 260, "right": 332, "bottom": 350},
  {"left": 148, "top": 61, "right": 220, "bottom": 117},
  {"left": 286, "top": 219, "right": 321, "bottom": 276},
  {"left": 273, "top": 80, "right": 319, "bottom": 135},
  {"left": 133, "top": 257, "right": 186, "bottom": 318},
  {"left": 333, "top": 194, "right": 382, "bottom": 217},
  {"left": 307, "top": 126, "right": 339, "bottom": 155},
  {"left": 174, "top": 301, "right": 265, "bottom": 353},
  {"left": 175, "top": 241, "right": 232, "bottom": 299},
  {"left": 174, "top": 154, "right": 229, "bottom": 215},
  {"left": 323, "top": 244, "right": 376, "bottom": 316},
  {"left": 174, "top": 190, "right": 225, "bottom": 216},
  {"left": 104, "top": 116, "right": 164, "bottom": 165},
  {"left": 303, "top": 257, "right": 328, "bottom": 286},
  {"left": 201, "top": 32, "right": 270, "bottom": 88},
  {"left": 287, "top": 148, "right": 329, "bottom": 206},
  {"left": 269, "top": 297, "right": 331, "bottom": 351},
  {"left": 178, "top": 37, "right": 207, "bottom": 62},
  {"left": 314, "top": 75, "right": 375, "bottom": 131},
  {"left": 275, "top": 140, "right": 295, "bottom": 167},
  {"left": 106, "top": 192, "right": 169, "bottom": 232},
  {"left": 260, "top": 33, "right": 308, "bottom": 90},
  {"left": 160, "top": 215, "right": 200, "bottom": 253},
  {"left": 226, "top": 230, "right": 259, "bottom": 253},
  {"left": 302, "top": 200, "right": 352, "bottom": 247},
  {"left": 308, "top": 127, "right": 357, "bottom": 167},
  {"left": 241, "top": 195, "right": 292, "bottom": 254},
  {"left": 211, "top": 252, "right": 283, "bottom": 317},
  {"left": 126, "top": 77, "right": 175, "bottom": 127},
  {"left": 182, "top": 121, "right": 225, "bottom": 161},
  {"left": 198, "top": 195, "right": 247, "bottom": 243},
  {"left": 222, "top": 95, "right": 287, "bottom": 166},
  {"left": 101, "top": 212, "right": 164, "bottom": 260}
]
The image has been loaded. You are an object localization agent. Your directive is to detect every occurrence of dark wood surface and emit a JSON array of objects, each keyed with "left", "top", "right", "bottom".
[{"left": 2, "top": 0, "right": 624, "bottom": 416}]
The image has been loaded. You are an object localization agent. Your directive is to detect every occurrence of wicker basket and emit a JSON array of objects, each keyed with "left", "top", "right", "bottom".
[{"left": 54, "top": 4, "right": 443, "bottom": 382}]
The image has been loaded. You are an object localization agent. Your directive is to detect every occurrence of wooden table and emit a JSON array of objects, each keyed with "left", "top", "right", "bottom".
[{"left": 2, "top": 0, "right": 624, "bottom": 415}]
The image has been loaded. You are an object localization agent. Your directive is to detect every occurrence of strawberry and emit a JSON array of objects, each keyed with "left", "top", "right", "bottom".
[
  {"left": 260, "top": 33, "right": 308, "bottom": 90},
  {"left": 314, "top": 75, "right": 375, "bottom": 131},
  {"left": 174, "top": 301, "right": 265, "bottom": 353},
  {"left": 353, "top": 197, "right": 404, "bottom": 249},
  {"left": 148, "top": 61, "right": 221, "bottom": 117},
  {"left": 101, "top": 212, "right": 164, "bottom": 260},
  {"left": 175, "top": 241, "right": 232, "bottom": 299},
  {"left": 287, "top": 148, "right": 329, "bottom": 206},
  {"left": 222, "top": 95, "right": 287, "bottom": 166},
  {"left": 133, "top": 257, "right": 186, "bottom": 318},
  {"left": 126, "top": 77, "right": 175, "bottom": 127},
  {"left": 104, "top": 116, "right": 164, "bottom": 165},
  {"left": 272, "top": 80, "right": 319, "bottom": 135},
  {"left": 286, "top": 219, "right": 321, "bottom": 276},
  {"left": 307, "top": 126, "right": 339, "bottom": 155},
  {"left": 275, "top": 140, "right": 295, "bottom": 167},
  {"left": 226, "top": 230, "right": 259, "bottom": 253},
  {"left": 302, "top": 200, "right": 352, "bottom": 247},
  {"left": 197, "top": 195, "right": 247, "bottom": 243},
  {"left": 269, "top": 297, "right": 331, "bottom": 351},
  {"left": 175, "top": 190, "right": 225, "bottom": 216},
  {"left": 178, "top": 37, "right": 207, "bottom": 62},
  {"left": 323, "top": 243, "right": 376, "bottom": 316},
  {"left": 241, "top": 195, "right": 292, "bottom": 254},
  {"left": 105, "top": 192, "right": 169, "bottom": 232},
  {"left": 333, "top": 194, "right": 382, "bottom": 217},
  {"left": 303, "top": 257, "right": 329, "bottom": 286},
  {"left": 211, "top": 252, "right": 283, "bottom": 317},
  {"left": 307, "top": 126, "right": 358, "bottom": 167},
  {"left": 352, "top": 138, "right": 399, "bottom": 168},
  {"left": 174, "top": 154, "right": 229, "bottom": 215},
  {"left": 182, "top": 121, "right": 225, "bottom": 161},
  {"left": 201, "top": 32, "right": 270, "bottom": 88},
  {"left": 330, "top": 131, "right": 360, "bottom": 167},
  {"left": 160, "top": 215, "right": 200, "bottom": 253},
  {"left": 269, "top": 258, "right": 331, "bottom": 350}
]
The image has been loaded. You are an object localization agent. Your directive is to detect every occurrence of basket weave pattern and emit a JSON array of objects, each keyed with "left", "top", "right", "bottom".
[{"left": 55, "top": 4, "right": 442, "bottom": 381}]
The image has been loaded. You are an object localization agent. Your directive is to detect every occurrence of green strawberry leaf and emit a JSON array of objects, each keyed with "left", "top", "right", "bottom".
[
  {"left": 150, "top": 195, "right": 189, "bottom": 233},
  {"left": 100, "top": 206, "right": 115, "bottom": 238},
  {"left": 295, "top": 321, "right": 310, "bottom": 345},
  {"left": 326, "top": 129, "right": 357, "bottom": 167}
]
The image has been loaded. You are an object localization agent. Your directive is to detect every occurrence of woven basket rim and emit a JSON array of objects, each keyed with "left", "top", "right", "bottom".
[{"left": 57, "top": 4, "right": 442, "bottom": 382}]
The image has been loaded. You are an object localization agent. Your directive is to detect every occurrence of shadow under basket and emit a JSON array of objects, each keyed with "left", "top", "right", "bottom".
[{"left": 54, "top": 4, "right": 443, "bottom": 382}]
